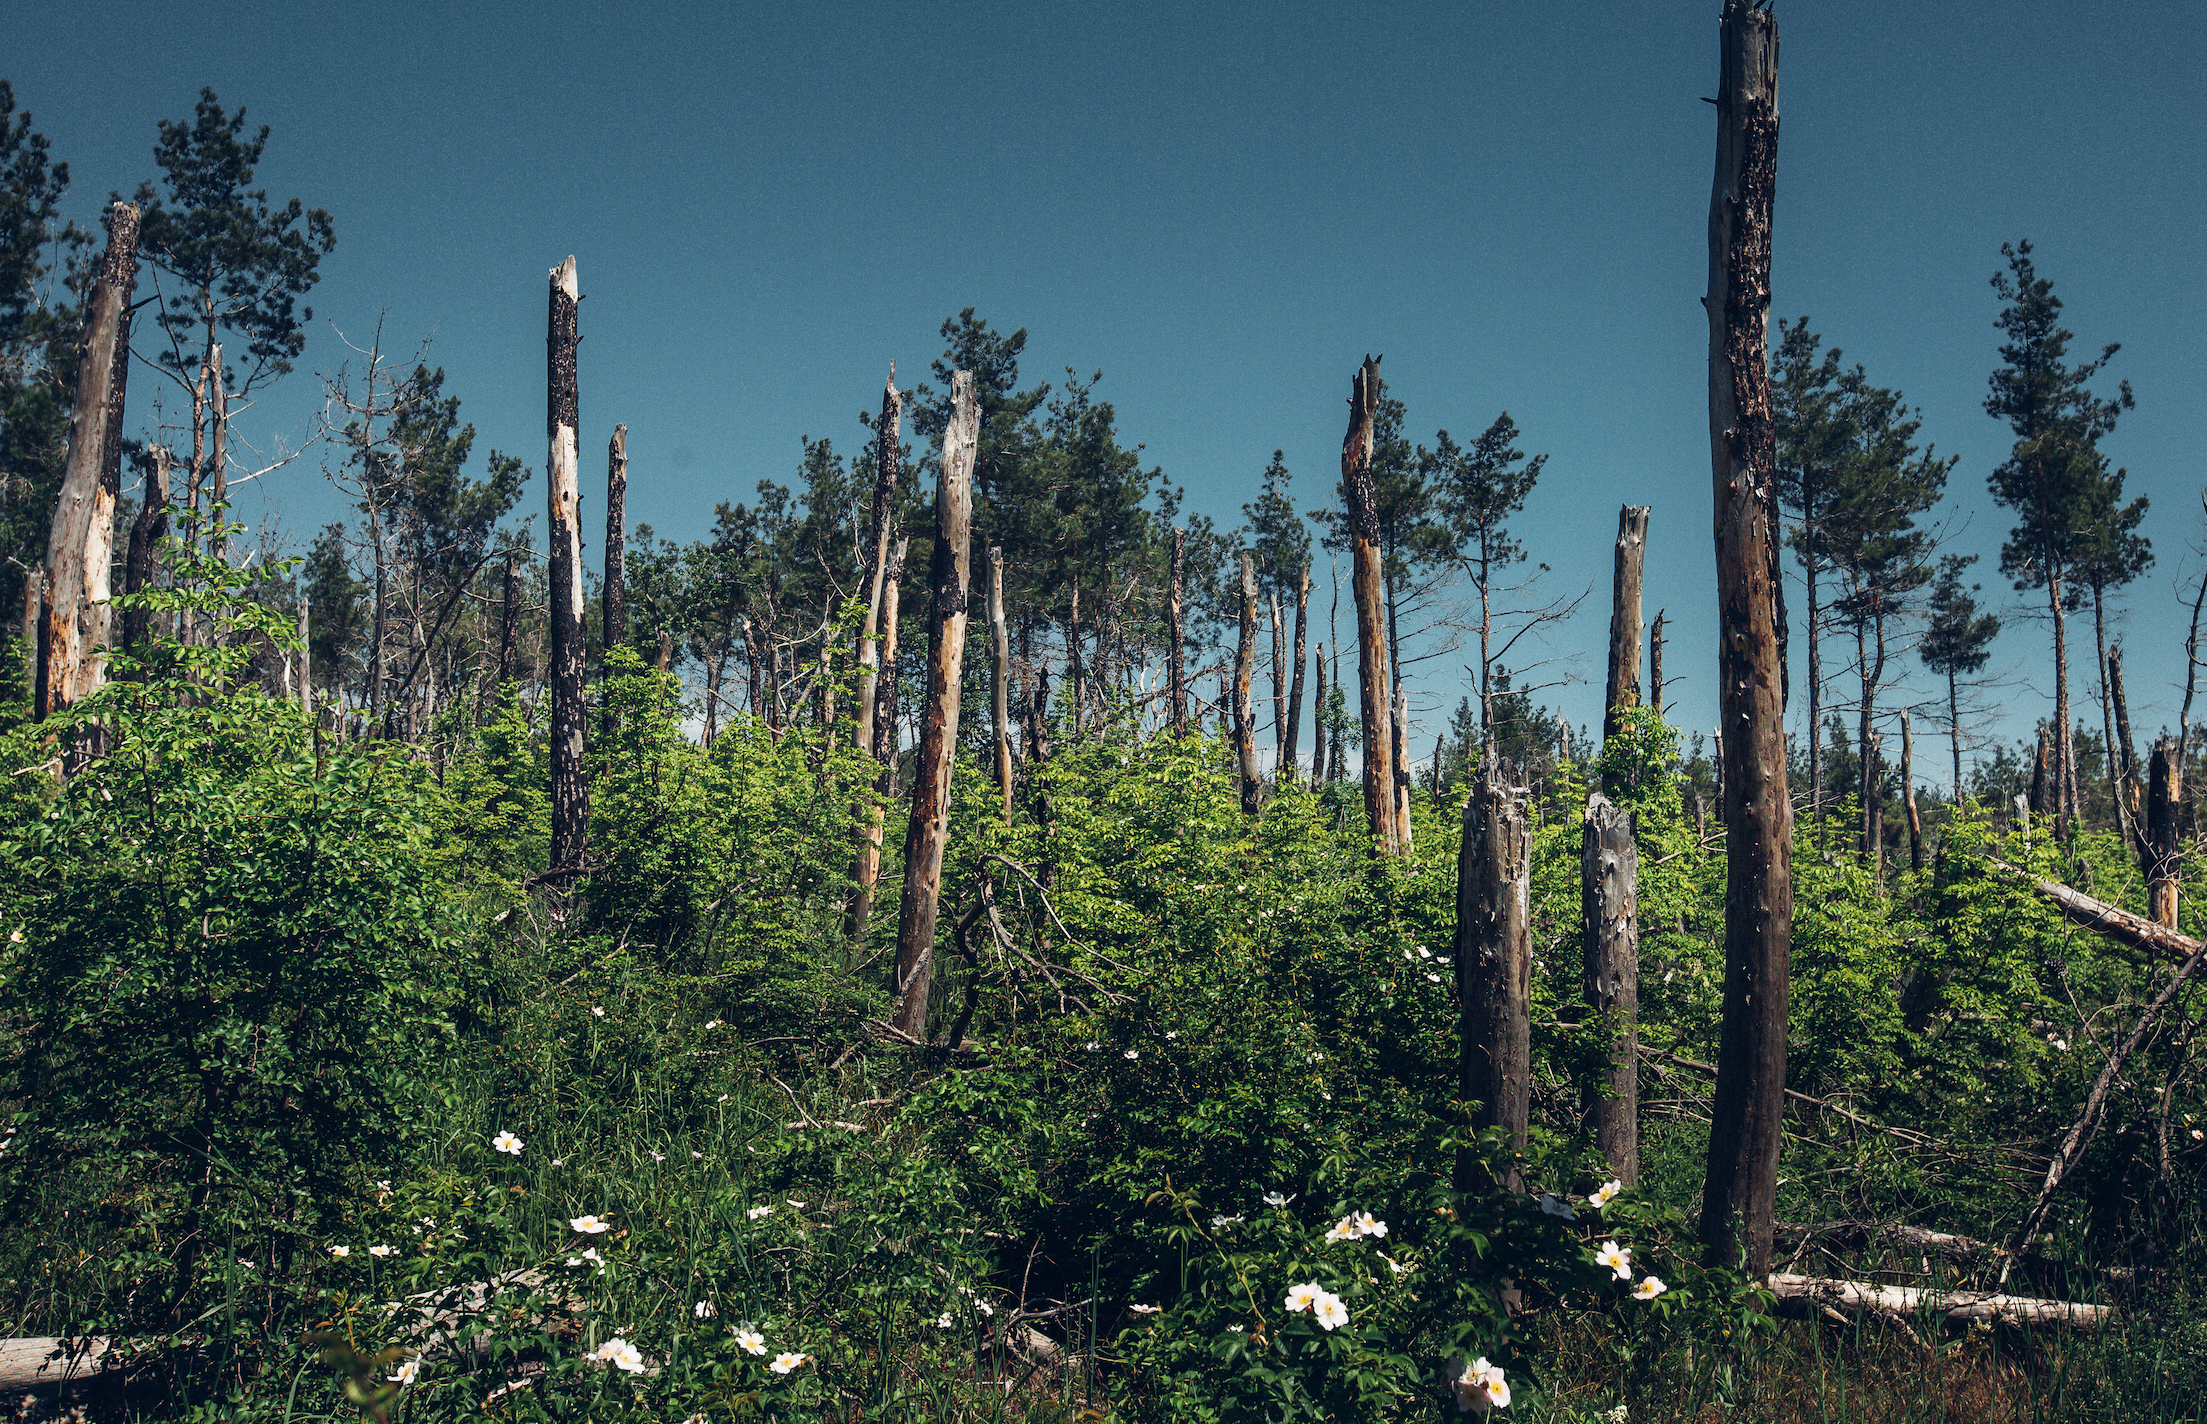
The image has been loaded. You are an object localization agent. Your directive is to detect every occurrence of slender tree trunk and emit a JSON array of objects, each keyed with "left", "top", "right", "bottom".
[
  {"left": 546, "top": 256, "right": 589, "bottom": 876},
  {"left": 853, "top": 370, "right": 902, "bottom": 776},
  {"left": 1699, "top": 0, "right": 1790, "bottom": 1281},
  {"left": 1949, "top": 666, "right": 1965, "bottom": 800},
  {"left": 1456, "top": 758, "right": 1531, "bottom": 1190},
  {"left": 1284, "top": 561, "right": 1310, "bottom": 781},
  {"left": 603, "top": 423, "right": 628, "bottom": 657},
  {"left": 121, "top": 445, "right": 171, "bottom": 659},
  {"left": 2051, "top": 570, "right": 2075, "bottom": 838},
  {"left": 1168, "top": 526, "right": 1187, "bottom": 736},
  {"left": 206, "top": 345, "right": 227, "bottom": 567},
  {"left": 2110, "top": 643, "right": 2139, "bottom": 808},
  {"left": 1857, "top": 620, "right": 1881, "bottom": 873},
  {"left": 1806, "top": 550, "right": 1822, "bottom": 837},
  {"left": 1233, "top": 553, "right": 1262, "bottom": 814},
  {"left": 1604, "top": 505, "right": 1650, "bottom": 740},
  {"left": 847, "top": 537, "right": 908, "bottom": 942},
  {"left": 2104, "top": 629, "right": 2144, "bottom": 859},
  {"left": 1268, "top": 587, "right": 1287, "bottom": 772},
  {"left": 1902, "top": 710, "right": 1923, "bottom": 872},
  {"left": 38, "top": 202, "right": 139, "bottom": 726},
  {"left": 2147, "top": 735, "right": 2182, "bottom": 927},
  {"left": 2030, "top": 725, "right": 2053, "bottom": 818},
  {"left": 1393, "top": 684, "right": 1415, "bottom": 850},
  {"left": 1583, "top": 792, "right": 1640, "bottom": 1186},
  {"left": 498, "top": 552, "right": 519, "bottom": 689},
  {"left": 656, "top": 626, "right": 673, "bottom": 672},
  {"left": 990, "top": 546, "right": 1013, "bottom": 822},
  {"left": 298, "top": 596, "right": 312, "bottom": 721},
  {"left": 19, "top": 566, "right": 38, "bottom": 700},
  {"left": 1065, "top": 578, "right": 1082, "bottom": 741},
  {"left": 1311, "top": 641, "right": 1329, "bottom": 785},
  {"left": 1649, "top": 608, "right": 1666, "bottom": 720},
  {"left": 891, "top": 373, "right": 977, "bottom": 1042},
  {"left": 1341, "top": 356, "right": 1399, "bottom": 854}
]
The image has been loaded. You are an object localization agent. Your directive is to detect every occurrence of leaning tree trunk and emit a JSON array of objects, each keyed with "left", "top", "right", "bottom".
[
  {"left": 121, "top": 444, "right": 172, "bottom": 660},
  {"left": 1583, "top": 792, "right": 1641, "bottom": 1186},
  {"left": 1284, "top": 561, "right": 1310, "bottom": 782},
  {"left": 546, "top": 256, "right": 589, "bottom": 876},
  {"left": 1341, "top": 356, "right": 1399, "bottom": 854},
  {"left": 1168, "top": 526, "right": 1187, "bottom": 736},
  {"left": 1603, "top": 505, "right": 1650, "bottom": 741},
  {"left": 989, "top": 545, "right": 1014, "bottom": 822},
  {"left": 39, "top": 201, "right": 139, "bottom": 728},
  {"left": 1456, "top": 759, "right": 1531, "bottom": 1190},
  {"left": 1233, "top": 553, "right": 1263, "bottom": 814},
  {"left": 1699, "top": 0, "right": 1790, "bottom": 1281},
  {"left": 604, "top": 423, "right": 629, "bottom": 654},
  {"left": 2147, "top": 735, "right": 2182, "bottom": 928},
  {"left": 891, "top": 373, "right": 977, "bottom": 1043}
]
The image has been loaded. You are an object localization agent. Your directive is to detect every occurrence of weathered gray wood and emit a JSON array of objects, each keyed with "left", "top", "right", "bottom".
[
  {"left": 847, "top": 537, "right": 907, "bottom": 943},
  {"left": 39, "top": 202, "right": 139, "bottom": 722},
  {"left": 1582, "top": 793, "right": 1640, "bottom": 1185},
  {"left": 497, "top": 551, "right": 519, "bottom": 689},
  {"left": 1902, "top": 711, "right": 1924, "bottom": 871},
  {"left": 1769, "top": 1275, "right": 2112, "bottom": 1331},
  {"left": 891, "top": 373, "right": 977, "bottom": 1041},
  {"left": 1603, "top": 505, "right": 1650, "bottom": 741},
  {"left": 298, "top": 596, "right": 311, "bottom": 720},
  {"left": 1233, "top": 553, "right": 1262, "bottom": 813},
  {"left": 1648, "top": 607, "right": 1666, "bottom": 718},
  {"left": 1393, "top": 684, "right": 1415, "bottom": 851},
  {"left": 1991, "top": 857, "right": 2202, "bottom": 961},
  {"left": 2147, "top": 735, "right": 2182, "bottom": 927},
  {"left": 1699, "top": 0, "right": 1790, "bottom": 1280},
  {"left": 1168, "top": 526, "right": 1187, "bottom": 736},
  {"left": 1457, "top": 761, "right": 1531, "bottom": 1189},
  {"left": 1341, "top": 356, "right": 1399, "bottom": 854},
  {"left": 990, "top": 546, "right": 1013, "bottom": 822},
  {"left": 546, "top": 256, "right": 588, "bottom": 875}
]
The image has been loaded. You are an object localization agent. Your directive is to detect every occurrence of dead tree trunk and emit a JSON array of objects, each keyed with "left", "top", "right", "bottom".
[
  {"left": 1233, "top": 553, "right": 1263, "bottom": 814},
  {"left": 847, "top": 536, "right": 908, "bottom": 942},
  {"left": 1393, "top": 684, "right": 1415, "bottom": 851},
  {"left": 1168, "top": 526, "right": 1187, "bottom": 736},
  {"left": 1902, "top": 711, "right": 1924, "bottom": 872},
  {"left": 2147, "top": 735, "right": 2182, "bottom": 927},
  {"left": 853, "top": 370, "right": 902, "bottom": 779},
  {"left": 206, "top": 346, "right": 228, "bottom": 569},
  {"left": 1268, "top": 588, "right": 1287, "bottom": 772},
  {"left": 1604, "top": 506, "right": 1651, "bottom": 741},
  {"left": 1284, "top": 561, "right": 1310, "bottom": 781},
  {"left": 1310, "top": 641, "right": 1329, "bottom": 785},
  {"left": 1649, "top": 608, "right": 1666, "bottom": 718},
  {"left": 498, "top": 552, "right": 519, "bottom": 690},
  {"left": 1456, "top": 760, "right": 1531, "bottom": 1190},
  {"left": 603, "top": 423, "right": 628, "bottom": 655},
  {"left": 891, "top": 372, "right": 977, "bottom": 1041},
  {"left": 989, "top": 545, "right": 1013, "bottom": 822},
  {"left": 1341, "top": 356, "right": 1399, "bottom": 854},
  {"left": 38, "top": 202, "right": 139, "bottom": 724},
  {"left": 1699, "top": 0, "right": 1790, "bottom": 1281},
  {"left": 1583, "top": 792, "right": 1640, "bottom": 1186},
  {"left": 2030, "top": 726, "right": 2053, "bottom": 818},
  {"left": 545, "top": 256, "right": 588, "bottom": 876},
  {"left": 121, "top": 445, "right": 171, "bottom": 659}
]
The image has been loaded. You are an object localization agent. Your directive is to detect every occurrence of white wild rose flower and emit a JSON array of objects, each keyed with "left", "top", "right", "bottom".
[{"left": 1595, "top": 1240, "right": 1632, "bottom": 1281}]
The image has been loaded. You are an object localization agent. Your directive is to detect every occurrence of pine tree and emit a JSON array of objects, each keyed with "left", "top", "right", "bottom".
[{"left": 1919, "top": 553, "right": 2000, "bottom": 797}]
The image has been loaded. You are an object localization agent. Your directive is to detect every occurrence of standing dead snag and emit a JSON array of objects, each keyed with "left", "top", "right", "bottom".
[
  {"left": 1456, "top": 760, "right": 1531, "bottom": 1189},
  {"left": 849, "top": 371, "right": 904, "bottom": 939},
  {"left": 603, "top": 423, "right": 629, "bottom": 655},
  {"left": 1699, "top": 0, "right": 1790, "bottom": 1281},
  {"left": 2147, "top": 735, "right": 2182, "bottom": 927},
  {"left": 891, "top": 372, "right": 977, "bottom": 1042},
  {"left": 1583, "top": 793, "right": 1640, "bottom": 1186},
  {"left": 1649, "top": 609, "right": 1667, "bottom": 717},
  {"left": 1233, "top": 553, "right": 1263, "bottom": 814},
  {"left": 847, "top": 537, "right": 908, "bottom": 942},
  {"left": 121, "top": 445, "right": 172, "bottom": 659},
  {"left": 1342, "top": 356, "right": 1400, "bottom": 854},
  {"left": 1901, "top": 711, "right": 1924, "bottom": 872},
  {"left": 1604, "top": 506, "right": 1651, "bottom": 741},
  {"left": 38, "top": 202, "right": 139, "bottom": 725},
  {"left": 989, "top": 546, "right": 1014, "bottom": 822},
  {"left": 1168, "top": 527, "right": 1188, "bottom": 736},
  {"left": 1284, "top": 561, "right": 1311, "bottom": 781},
  {"left": 545, "top": 256, "right": 589, "bottom": 877}
]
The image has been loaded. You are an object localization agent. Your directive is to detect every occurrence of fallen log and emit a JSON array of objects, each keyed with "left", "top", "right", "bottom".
[
  {"left": 1769, "top": 1273, "right": 2112, "bottom": 1330},
  {"left": 1775, "top": 1220, "right": 2134, "bottom": 1288},
  {"left": 1988, "top": 859, "right": 2202, "bottom": 961}
]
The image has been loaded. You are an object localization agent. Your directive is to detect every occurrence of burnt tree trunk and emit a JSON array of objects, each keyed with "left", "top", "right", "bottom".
[
  {"left": 545, "top": 256, "right": 589, "bottom": 876},
  {"left": 2030, "top": 726, "right": 2053, "bottom": 818},
  {"left": 891, "top": 372, "right": 977, "bottom": 1041},
  {"left": 1393, "top": 684, "right": 1415, "bottom": 851},
  {"left": 39, "top": 202, "right": 139, "bottom": 724},
  {"left": 1902, "top": 711, "right": 1924, "bottom": 872},
  {"left": 989, "top": 545, "right": 1013, "bottom": 822},
  {"left": 1341, "top": 357, "right": 1399, "bottom": 853},
  {"left": 1649, "top": 608, "right": 1667, "bottom": 718},
  {"left": 1284, "top": 560, "right": 1310, "bottom": 781},
  {"left": 603, "top": 423, "right": 629, "bottom": 654},
  {"left": 1699, "top": 0, "right": 1791, "bottom": 1281},
  {"left": 1456, "top": 759, "right": 1531, "bottom": 1190},
  {"left": 121, "top": 444, "right": 172, "bottom": 659},
  {"left": 1583, "top": 792, "right": 1641, "bottom": 1186},
  {"left": 2147, "top": 735, "right": 2183, "bottom": 928},
  {"left": 2108, "top": 644, "right": 2145, "bottom": 863},
  {"left": 1168, "top": 526, "right": 1187, "bottom": 736},
  {"left": 498, "top": 552, "right": 519, "bottom": 690},
  {"left": 1310, "top": 640, "right": 1329, "bottom": 785},
  {"left": 1233, "top": 553, "right": 1263, "bottom": 814},
  {"left": 1604, "top": 505, "right": 1651, "bottom": 741}
]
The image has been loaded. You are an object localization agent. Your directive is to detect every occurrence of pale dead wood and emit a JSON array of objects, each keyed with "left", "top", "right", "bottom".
[{"left": 1769, "top": 1274, "right": 2113, "bottom": 1330}]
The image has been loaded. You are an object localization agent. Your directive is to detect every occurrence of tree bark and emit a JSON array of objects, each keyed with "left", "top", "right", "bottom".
[
  {"left": 1456, "top": 760, "right": 1531, "bottom": 1190},
  {"left": 298, "top": 596, "right": 312, "bottom": 721},
  {"left": 1268, "top": 587, "right": 1287, "bottom": 773},
  {"left": 206, "top": 345, "right": 227, "bottom": 567},
  {"left": 1699, "top": 0, "right": 1790, "bottom": 1281},
  {"left": 1233, "top": 553, "right": 1263, "bottom": 814},
  {"left": 546, "top": 256, "right": 588, "bottom": 876},
  {"left": 1582, "top": 792, "right": 1640, "bottom": 1185},
  {"left": 989, "top": 545, "right": 1013, "bottom": 822},
  {"left": 2147, "top": 735, "right": 2182, "bottom": 928},
  {"left": 1310, "top": 640, "right": 1329, "bottom": 785},
  {"left": 1341, "top": 356, "right": 1400, "bottom": 854},
  {"left": 603, "top": 423, "right": 628, "bottom": 655},
  {"left": 121, "top": 445, "right": 171, "bottom": 659},
  {"left": 2107, "top": 641, "right": 2145, "bottom": 863},
  {"left": 1604, "top": 505, "right": 1650, "bottom": 741},
  {"left": 847, "top": 536, "right": 907, "bottom": 943},
  {"left": 2030, "top": 725, "right": 2052, "bottom": 818},
  {"left": 1649, "top": 608, "right": 1666, "bottom": 719},
  {"left": 1393, "top": 683, "right": 1415, "bottom": 851},
  {"left": 1284, "top": 560, "right": 1310, "bottom": 782},
  {"left": 38, "top": 202, "right": 139, "bottom": 725},
  {"left": 1168, "top": 526, "right": 1187, "bottom": 736},
  {"left": 498, "top": 551, "right": 519, "bottom": 690},
  {"left": 1902, "top": 711, "right": 1923, "bottom": 872},
  {"left": 853, "top": 369, "right": 902, "bottom": 777},
  {"left": 2051, "top": 573, "right": 2075, "bottom": 838},
  {"left": 891, "top": 373, "right": 976, "bottom": 1041}
]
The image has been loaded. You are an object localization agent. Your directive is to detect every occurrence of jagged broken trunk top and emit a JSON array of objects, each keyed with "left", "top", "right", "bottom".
[{"left": 546, "top": 256, "right": 588, "bottom": 876}]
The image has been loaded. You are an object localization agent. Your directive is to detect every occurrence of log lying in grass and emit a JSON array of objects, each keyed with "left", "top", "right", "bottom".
[
  {"left": 1776, "top": 1219, "right": 2135, "bottom": 1288},
  {"left": 0, "top": 1335, "right": 110, "bottom": 1392},
  {"left": 1769, "top": 1273, "right": 2113, "bottom": 1330}
]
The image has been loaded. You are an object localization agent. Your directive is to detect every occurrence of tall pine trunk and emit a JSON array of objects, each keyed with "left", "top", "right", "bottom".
[
  {"left": 546, "top": 256, "right": 589, "bottom": 876},
  {"left": 1284, "top": 562, "right": 1310, "bottom": 782},
  {"left": 1604, "top": 505, "right": 1650, "bottom": 740},
  {"left": 1341, "top": 356, "right": 1399, "bottom": 854},
  {"left": 2050, "top": 571, "right": 2074, "bottom": 837},
  {"left": 891, "top": 374, "right": 976, "bottom": 1042},
  {"left": 1699, "top": 0, "right": 1790, "bottom": 1280},
  {"left": 39, "top": 202, "right": 139, "bottom": 725},
  {"left": 1310, "top": 641, "right": 1329, "bottom": 784},
  {"left": 1582, "top": 792, "right": 1640, "bottom": 1185}
]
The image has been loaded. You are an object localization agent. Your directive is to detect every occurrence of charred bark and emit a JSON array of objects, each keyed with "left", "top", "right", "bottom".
[
  {"left": 603, "top": 423, "right": 629, "bottom": 655},
  {"left": 546, "top": 256, "right": 588, "bottom": 876}
]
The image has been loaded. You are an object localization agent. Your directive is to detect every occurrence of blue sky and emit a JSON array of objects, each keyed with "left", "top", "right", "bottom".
[{"left": 10, "top": 0, "right": 2203, "bottom": 785}]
